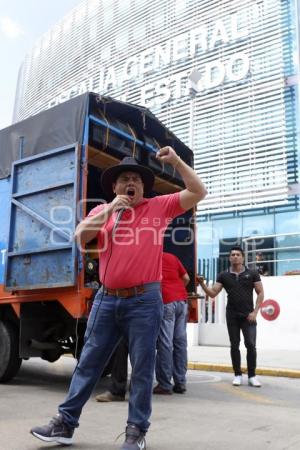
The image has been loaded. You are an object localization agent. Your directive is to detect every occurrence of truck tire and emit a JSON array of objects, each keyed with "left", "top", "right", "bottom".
[{"left": 0, "top": 320, "right": 22, "bottom": 383}]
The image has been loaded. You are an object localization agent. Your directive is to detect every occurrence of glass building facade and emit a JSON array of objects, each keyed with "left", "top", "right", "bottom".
[{"left": 13, "top": 0, "right": 300, "bottom": 276}]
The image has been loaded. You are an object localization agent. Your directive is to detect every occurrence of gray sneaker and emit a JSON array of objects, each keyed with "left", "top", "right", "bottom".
[
  {"left": 30, "top": 414, "right": 74, "bottom": 445},
  {"left": 120, "top": 424, "right": 146, "bottom": 450}
]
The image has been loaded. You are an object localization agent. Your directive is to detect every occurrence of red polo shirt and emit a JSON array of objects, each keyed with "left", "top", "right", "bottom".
[
  {"left": 87, "top": 193, "right": 185, "bottom": 288},
  {"left": 161, "top": 252, "right": 188, "bottom": 304}
]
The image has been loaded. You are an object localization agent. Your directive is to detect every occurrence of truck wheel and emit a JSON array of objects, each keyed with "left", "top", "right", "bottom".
[{"left": 0, "top": 321, "right": 22, "bottom": 383}]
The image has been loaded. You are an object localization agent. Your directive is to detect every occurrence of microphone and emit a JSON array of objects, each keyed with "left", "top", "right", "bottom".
[{"left": 112, "top": 208, "right": 125, "bottom": 236}]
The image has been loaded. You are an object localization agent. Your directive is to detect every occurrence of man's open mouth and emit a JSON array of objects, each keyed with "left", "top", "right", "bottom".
[{"left": 127, "top": 188, "right": 135, "bottom": 197}]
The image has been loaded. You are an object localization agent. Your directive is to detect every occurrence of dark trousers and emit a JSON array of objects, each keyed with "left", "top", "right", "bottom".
[
  {"left": 226, "top": 311, "right": 257, "bottom": 378},
  {"left": 110, "top": 337, "right": 129, "bottom": 397}
]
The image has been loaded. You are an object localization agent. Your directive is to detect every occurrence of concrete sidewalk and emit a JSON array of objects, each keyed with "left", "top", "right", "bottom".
[{"left": 187, "top": 345, "right": 300, "bottom": 378}]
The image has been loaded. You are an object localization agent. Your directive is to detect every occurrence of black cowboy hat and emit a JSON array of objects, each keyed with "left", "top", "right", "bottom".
[{"left": 101, "top": 156, "right": 155, "bottom": 199}]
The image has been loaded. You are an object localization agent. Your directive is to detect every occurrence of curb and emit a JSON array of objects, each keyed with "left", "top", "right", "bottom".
[{"left": 187, "top": 362, "right": 300, "bottom": 378}]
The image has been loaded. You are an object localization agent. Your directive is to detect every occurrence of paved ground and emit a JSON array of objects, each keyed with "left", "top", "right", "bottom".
[
  {"left": 1, "top": 356, "right": 300, "bottom": 450},
  {"left": 188, "top": 345, "right": 300, "bottom": 377}
]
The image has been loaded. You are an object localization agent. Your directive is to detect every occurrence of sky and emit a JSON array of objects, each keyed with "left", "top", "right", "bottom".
[{"left": 0, "top": 0, "right": 82, "bottom": 130}]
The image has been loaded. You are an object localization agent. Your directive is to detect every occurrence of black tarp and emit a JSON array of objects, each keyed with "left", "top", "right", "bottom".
[
  {"left": 0, "top": 93, "right": 89, "bottom": 179},
  {"left": 0, "top": 92, "right": 193, "bottom": 179}
]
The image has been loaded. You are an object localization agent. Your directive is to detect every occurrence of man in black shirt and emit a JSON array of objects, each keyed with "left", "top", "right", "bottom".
[{"left": 197, "top": 246, "right": 264, "bottom": 387}]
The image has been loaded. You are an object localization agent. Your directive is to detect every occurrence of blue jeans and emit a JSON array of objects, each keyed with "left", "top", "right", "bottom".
[
  {"left": 58, "top": 283, "right": 163, "bottom": 432},
  {"left": 155, "top": 300, "right": 188, "bottom": 391},
  {"left": 110, "top": 337, "right": 129, "bottom": 397}
]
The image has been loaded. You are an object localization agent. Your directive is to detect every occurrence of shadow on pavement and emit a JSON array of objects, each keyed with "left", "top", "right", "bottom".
[{"left": 9, "top": 358, "right": 110, "bottom": 394}]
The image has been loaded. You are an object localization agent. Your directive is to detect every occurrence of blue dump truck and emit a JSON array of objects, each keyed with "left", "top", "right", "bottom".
[{"left": 0, "top": 92, "right": 198, "bottom": 382}]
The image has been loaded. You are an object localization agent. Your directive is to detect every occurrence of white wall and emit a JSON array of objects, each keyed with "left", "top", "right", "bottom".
[
  {"left": 189, "top": 276, "right": 300, "bottom": 351},
  {"left": 257, "top": 275, "right": 300, "bottom": 350}
]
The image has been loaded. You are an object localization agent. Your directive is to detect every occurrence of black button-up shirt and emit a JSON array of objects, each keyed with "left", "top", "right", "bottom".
[{"left": 217, "top": 268, "right": 261, "bottom": 316}]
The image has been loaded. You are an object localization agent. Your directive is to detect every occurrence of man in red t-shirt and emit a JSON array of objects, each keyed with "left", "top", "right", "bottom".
[
  {"left": 153, "top": 252, "right": 190, "bottom": 395},
  {"left": 30, "top": 147, "right": 207, "bottom": 450}
]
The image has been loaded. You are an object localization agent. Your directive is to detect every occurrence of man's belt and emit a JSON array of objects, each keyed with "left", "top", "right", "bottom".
[
  {"left": 104, "top": 285, "right": 145, "bottom": 298},
  {"left": 103, "top": 282, "right": 160, "bottom": 298}
]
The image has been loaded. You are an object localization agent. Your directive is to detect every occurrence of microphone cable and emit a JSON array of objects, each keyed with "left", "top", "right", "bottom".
[{"left": 73, "top": 207, "right": 124, "bottom": 370}]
